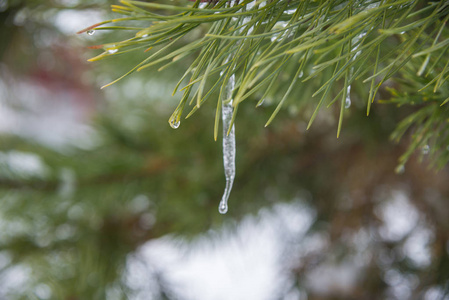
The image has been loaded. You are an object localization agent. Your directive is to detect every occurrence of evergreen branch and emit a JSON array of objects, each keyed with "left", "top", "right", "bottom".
[{"left": 81, "top": 0, "right": 449, "bottom": 144}]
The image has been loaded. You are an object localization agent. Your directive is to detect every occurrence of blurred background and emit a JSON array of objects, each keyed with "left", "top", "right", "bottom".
[{"left": 0, "top": 0, "right": 448, "bottom": 299}]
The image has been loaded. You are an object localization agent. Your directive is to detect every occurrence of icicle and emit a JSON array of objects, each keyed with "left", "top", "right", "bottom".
[
  {"left": 344, "top": 28, "right": 367, "bottom": 110},
  {"left": 219, "top": 74, "right": 236, "bottom": 214}
]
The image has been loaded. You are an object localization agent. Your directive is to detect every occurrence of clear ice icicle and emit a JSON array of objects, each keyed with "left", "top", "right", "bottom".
[
  {"left": 219, "top": 74, "right": 236, "bottom": 214},
  {"left": 344, "top": 29, "right": 366, "bottom": 110}
]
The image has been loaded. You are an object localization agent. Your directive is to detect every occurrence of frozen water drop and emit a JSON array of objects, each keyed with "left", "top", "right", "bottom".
[
  {"left": 218, "top": 201, "right": 228, "bottom": 214},
  {"left": 107, "top": 49, "right": 118, "bottom": 54},
  {"left": 395, "top": 164, "right": 405, "bottom": 174},
  {"left": 422, "top": 145, "right": 430, "bottom": 155},
  {"left": 256, "top": 98, "right": 265, "bottom": 107},
  {"left": 345, "top": 85, "right": 351, "bottom": 109},
  {"left": 87, "top": 30, "right": 95, "bottom": 36},
  {"left": 170, "top": 120, "right": 180, "bottom": 129},
  {"left": 345, "top": 97, "right": 351, "bottom": 109},
  {"left": 298, "top": 71, "right": 304, "bottom": 78}
]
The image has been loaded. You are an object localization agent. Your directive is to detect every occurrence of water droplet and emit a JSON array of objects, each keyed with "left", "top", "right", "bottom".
[
  {"left": 218, "top": 201, "right": 228, "bottom": 214},
  {"left": 87, "top": 30, "right": 95, "bottom": 36},
  {"left": 168, "top": 111, "right": 181, "bottom": 129},
  {"left": 170, "top": 120, "right": 180, "bottom": 129},
  {"left": 107, "top": 49, "right": 118, "bottom": 54},
  {"left": 298, "top": 71, "right": 304, "bottom": 78},
  {"left": 395, "top": 164, "right": 405, "bottom": 174},
  {"left": 422, "top": 145, "right": 430, "bottom": 155},
  {"left": 142, "top": 34, "right": 149, "bottom": 38},
  {"left": 256, "top": 98, "right": 265, "bottom": 107}
]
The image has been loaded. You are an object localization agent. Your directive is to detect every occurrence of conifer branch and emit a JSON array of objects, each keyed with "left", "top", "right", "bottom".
[{"left": 81, "top": 0, "right": 449, "bottom": 168}]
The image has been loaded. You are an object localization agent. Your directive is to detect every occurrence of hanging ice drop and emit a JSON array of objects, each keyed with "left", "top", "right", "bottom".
[
  {"left": 345, "top": 84, "right": 351, "bottom": 109},
  {"left": 219, "top": 198, "right": 228, "bottom": 214},
  {"left": 87, "top": 30, "right": 95, "bottom": 36},
  {"left": 218, "top": 74, "right": 236, "bottom": 214}
]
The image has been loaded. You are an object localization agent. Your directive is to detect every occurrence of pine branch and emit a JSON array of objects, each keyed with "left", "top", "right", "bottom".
[{"left": 80, "top": 0, "right": 449, "bottom": 166}]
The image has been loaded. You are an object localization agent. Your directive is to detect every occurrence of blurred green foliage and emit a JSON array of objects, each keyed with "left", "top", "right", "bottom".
[{"left": 0, "top": 1, "right": 448, "bottom": 300}]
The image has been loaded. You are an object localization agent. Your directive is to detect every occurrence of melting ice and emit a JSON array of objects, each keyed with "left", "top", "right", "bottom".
[{"left": 219, "top": 74, "right": 236, "bottom": 214}]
